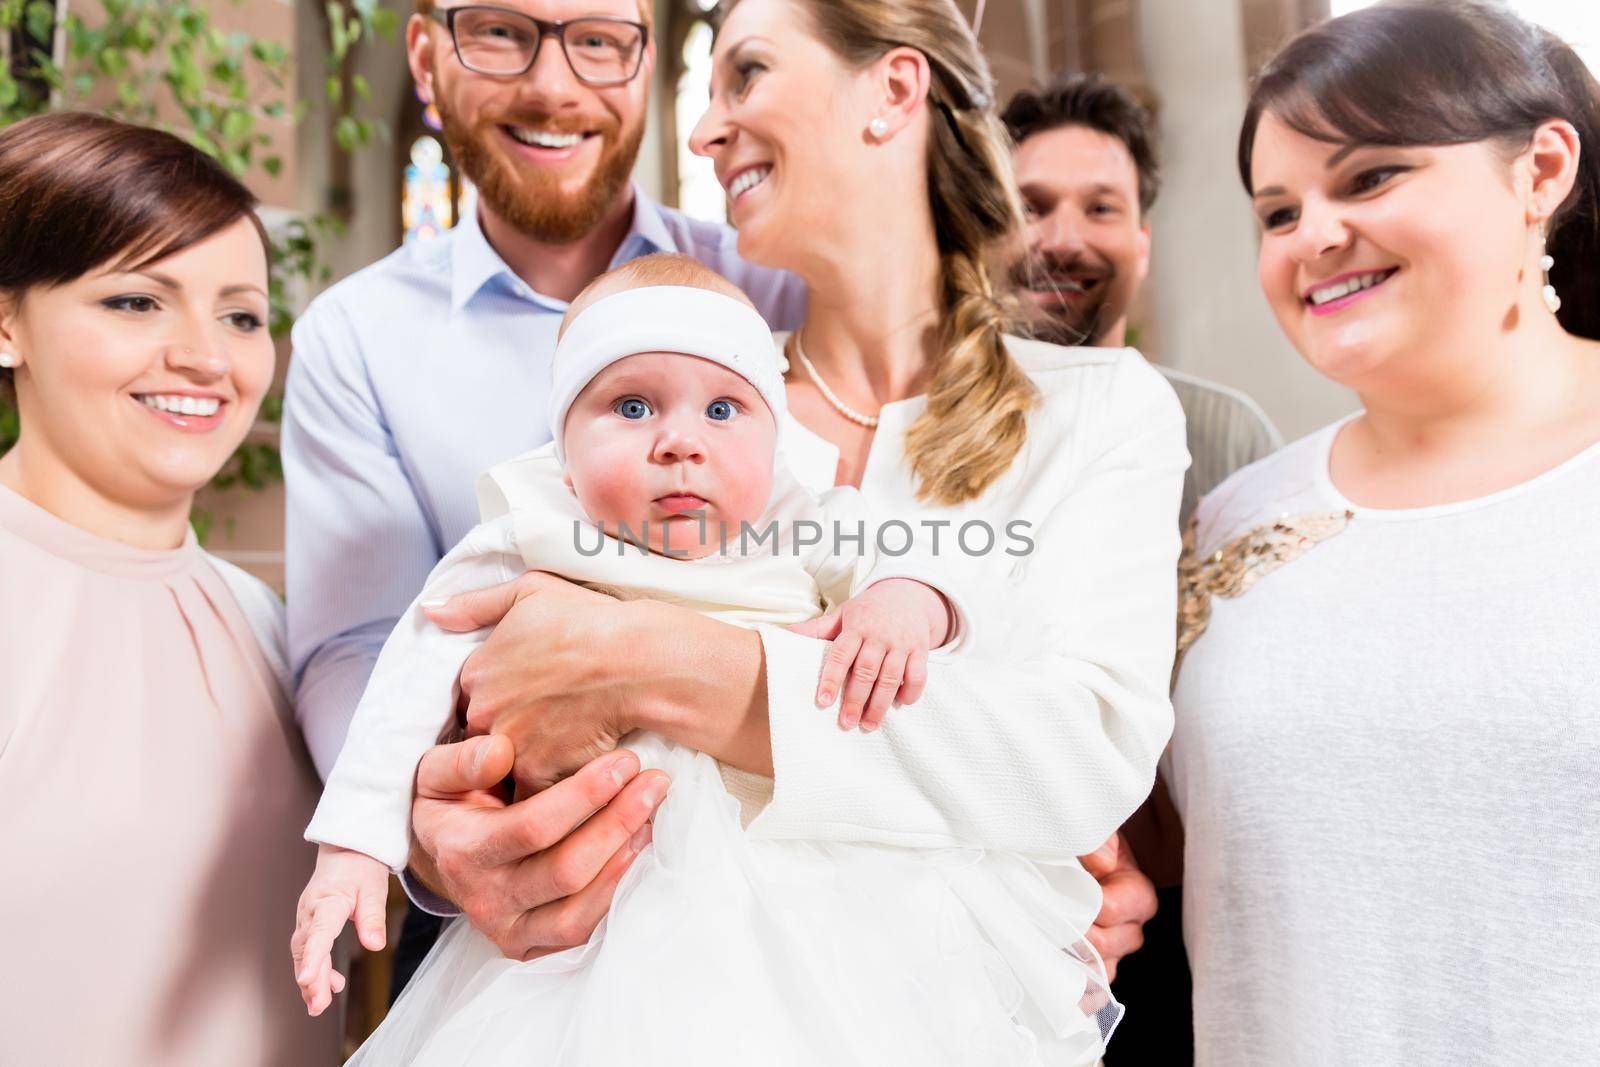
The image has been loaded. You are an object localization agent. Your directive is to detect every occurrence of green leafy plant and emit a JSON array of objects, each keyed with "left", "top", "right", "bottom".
[{"left": 0, "top": 0, "right": 398, "bottom": 538}]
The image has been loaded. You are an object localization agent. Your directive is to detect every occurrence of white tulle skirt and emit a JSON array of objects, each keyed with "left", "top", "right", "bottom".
[{"left": 350, "top": 735, "right": 1120, "bottom": 1066}]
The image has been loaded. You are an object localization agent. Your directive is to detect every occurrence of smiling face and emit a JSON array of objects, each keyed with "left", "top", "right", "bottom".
[
  {"left": 688, "top": 0, "right": 886, "bottom": 270},
  {"left": 1011, "top": 123, "right": 1150, "bottom": 346},
  {"left": 412, "top": 0, "right": 653, "bottom": 243},
  {"left": 1249, "top": 110, "right": 1537, "bottom": 390},
  {"left": 0, "top": 217, "right": 274, "bottom": 520},
  {"left": 560, "top": 351, "right": 777, "bottom": 559}
]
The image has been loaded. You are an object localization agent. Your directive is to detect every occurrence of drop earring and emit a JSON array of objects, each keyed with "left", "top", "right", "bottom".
[
  {"left": 1539, "top": 229, "right": 1561, "bottom": 315},
  {"left": 0, "top": 351, "right": 15, "bottom": 368},
  {"left": 418, "top": 84, "right": 442, "bottom": 132},
  {"left": 868, "top": 117, "right": 888, "bottom": 140}
]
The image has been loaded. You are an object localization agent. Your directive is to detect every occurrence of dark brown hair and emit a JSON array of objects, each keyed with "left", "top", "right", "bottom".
[
  {"left": 0, "top": 111, "right": 268, "bottom": 391},
  {"left": 1238, "top": 0, "right": 1600, "bottom": 340},
  {"left": 1002, "top": 72, "right": 1161, "bottom": 215}
]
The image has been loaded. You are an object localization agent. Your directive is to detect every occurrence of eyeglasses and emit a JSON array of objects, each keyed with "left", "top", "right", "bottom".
[{"left": 428, "top": 5, "right": 648, "bottom": 86}]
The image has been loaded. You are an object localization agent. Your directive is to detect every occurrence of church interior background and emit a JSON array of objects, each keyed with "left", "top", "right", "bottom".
[
  {"left": 154, "top": 0, "right": 1596, "bottom": 594},
  {"left": 7, "top": 0, "right": 1592, "bottom": 1051}
]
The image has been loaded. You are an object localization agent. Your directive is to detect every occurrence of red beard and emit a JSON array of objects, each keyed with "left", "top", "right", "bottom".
[{"left": 434, "top": 88, "right": 644, "bottom": 244}]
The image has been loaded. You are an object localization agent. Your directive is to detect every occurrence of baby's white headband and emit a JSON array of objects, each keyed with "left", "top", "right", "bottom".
[{"left": 548, "top": 284, "right": 786, "bottom": 464}]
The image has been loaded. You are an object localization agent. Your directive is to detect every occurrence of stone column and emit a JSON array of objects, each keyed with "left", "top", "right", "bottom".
[{"left": 1134, "top": 0, "right": 1354, "bottom": 439}]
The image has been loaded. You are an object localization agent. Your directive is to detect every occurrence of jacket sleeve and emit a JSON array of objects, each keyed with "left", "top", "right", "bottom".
[
  {"left": 748, "top": 356, "right": 1188, "bottom": 859},
  {"left": 304, "top": 517, "right": 523, "bottom": 872}
]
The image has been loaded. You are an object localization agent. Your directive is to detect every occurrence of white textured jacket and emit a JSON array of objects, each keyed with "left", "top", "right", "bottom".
[{"left": 747, "top": 337, "right": 1188, "bottom": 859}]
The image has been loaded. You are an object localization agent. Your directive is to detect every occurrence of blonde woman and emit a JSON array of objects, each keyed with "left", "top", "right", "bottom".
[{"left": 392, "top": 0, "right": 1186, "bottom": 1060}]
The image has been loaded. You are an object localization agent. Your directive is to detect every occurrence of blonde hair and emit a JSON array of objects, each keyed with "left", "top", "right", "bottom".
[
  {"left": 729, "top": 0, "right": 1035, "bottom": 505},
  {"left": 559, "top": 253, "right": 753, "bottom": 338}
]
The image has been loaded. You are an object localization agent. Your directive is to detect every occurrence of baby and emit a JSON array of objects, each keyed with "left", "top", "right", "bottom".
[{"left": 291, "top": 255, "right": 961, "bottom": 1018}]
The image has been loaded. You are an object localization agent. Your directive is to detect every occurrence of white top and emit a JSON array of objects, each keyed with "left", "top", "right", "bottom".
[
  {"left": 749, "top": 338, "right": 1187, "bottom": 857},
  {"left": 1168, "top": 415, "right": 1600, "bottom": 1065},
  {"left": 305, "top": 445, "right": 970, "bottom": 870}
]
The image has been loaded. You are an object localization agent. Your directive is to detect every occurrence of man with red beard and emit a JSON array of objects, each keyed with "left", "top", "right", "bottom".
[
  {"left": 1003, "top": 74, "right": 1280, "bottom": 1065},
  {"left": 1004, "top": 73, "right": 1280, "bottom": 524},
  {"left": 282, "top": 0, "right": 806, "bottom": 995},
  {"left": 283, "top": 8, "right": 1166, "bottom": 1010}
]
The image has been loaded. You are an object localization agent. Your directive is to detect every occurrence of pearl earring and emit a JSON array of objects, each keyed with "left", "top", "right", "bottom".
[
  {"left": 868, "top": 117, "right": 888, "bottom": 139},
  {"left": 0, "top": 351, "right": 15, "bottom": 369},
  {"left": 1539, "top": 228, "right": 1562, "bottom": 315}
]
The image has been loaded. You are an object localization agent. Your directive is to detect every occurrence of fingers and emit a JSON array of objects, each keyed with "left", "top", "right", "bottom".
[
  {"left": 858, "top": 649, "right": 906, "bottom": 733},
  {"left": 508, "top": 820, "right": 654, "bottom": 960},
  {"left": 421, "top": 578, "right": 524, "bottom": 633},
  {"left": 1078, "top": 833, "right": 1122, "bottom": 879},
  {"left": 818, "top": 629, "right": 863, "bottom": 714},
  {"left": 1096, "top": 868, "right": 1159, "bottom": 928},
  {"left": 292, "top": 896, "right": 351, "bottom": 1013},
  {"left": 1086, "top": 919, "right": 1145, "bottom": 981},
  {"left": 473, "top": 751, "right": 648, "bottom": 870},
  {"left": 788, "top": 610, "right": 842, "bottom": 641},
  {"left": 307, "top": 965, "right": 346, "bottom": 1017},
  {"left": 899, "top": 647, "right": 929, "bottom": 706},
  {"left": 506, "top": 769, "right": 668, "bottom": 912},
  {"left": 354, "top": 884, "right": 388, "bottom": 953},
  {"left": 838, "top": 641, "right": 887, "bottom": 731},
  {"left": 1081, "top": 833, "right": 1157, "bottom": 983},
  {"left": 300, "top": 959, "right": 332, "bottom": 1016},
  {"left": 422, "top": 571, "right": 565, "bottom": 632},
  {"left": 414, "top": 735, "right": 515, "bottom": 800}
]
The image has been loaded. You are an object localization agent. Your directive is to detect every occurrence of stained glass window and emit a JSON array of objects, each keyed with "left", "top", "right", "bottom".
[{"left": 402, "top": 134, "right": 455, "bottom": 244}]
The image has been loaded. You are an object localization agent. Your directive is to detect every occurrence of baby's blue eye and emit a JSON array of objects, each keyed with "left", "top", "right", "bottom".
[
  {"left": 616, "top": 397, "right": 652, "bottom": 420},
  {"left": 706, "top": 399, "right": 735, "bottom": 421}
]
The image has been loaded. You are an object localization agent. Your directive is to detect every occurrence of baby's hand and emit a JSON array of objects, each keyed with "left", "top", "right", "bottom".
[
  {"left": 290, "top": 844, "right": 391, "bottom": 1016},
  {"left": 788, "top": 578, "right": 952, "bottom": 732}
]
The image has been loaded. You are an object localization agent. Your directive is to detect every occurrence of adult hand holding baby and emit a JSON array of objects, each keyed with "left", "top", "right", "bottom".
[
  {"left": 411, "top": 571, "right": 770, "bottom": 962},
  {"left": 424, "top": 568, "right": 777, "bottom": 788},
  {"left": 426, "top": 569, "right": 640, "bottom": 793},
  {"left": 407, "top": 732, "right": 668, "bottom": 961}
]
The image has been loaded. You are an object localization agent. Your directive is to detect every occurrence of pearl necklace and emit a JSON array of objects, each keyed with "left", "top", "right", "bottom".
[{"left": 790, "top": 332, "right": 880, "bottom": 428}]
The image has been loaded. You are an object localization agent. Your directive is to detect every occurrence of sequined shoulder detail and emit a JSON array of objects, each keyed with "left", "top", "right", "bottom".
[{"left": 1174, "top": 509, "right": 1354, "bottom": 678}]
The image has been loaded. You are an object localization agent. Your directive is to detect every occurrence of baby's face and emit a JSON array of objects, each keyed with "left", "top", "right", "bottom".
[{"left": 562, "top": 352, "right": 778, "bottom": 559}]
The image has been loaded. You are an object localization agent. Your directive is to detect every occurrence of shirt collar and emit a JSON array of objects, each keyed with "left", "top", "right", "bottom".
[
  {"left": 450, "top": 184, "right": 682, "bottom": 314},
  {"left": 617, "top": 184, "right": 681, "bottom": 262},
  {"left": 449, "top": 205, "right": 512, "bottom": 313}
]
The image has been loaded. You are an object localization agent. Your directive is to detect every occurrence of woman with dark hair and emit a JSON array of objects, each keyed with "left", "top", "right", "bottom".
[
  {"left": 0, "top": 112, "right": 337, "bottom": 1063},
  {"left": 1163, "top": 1, "right": 1600, "bottom": 1061}
]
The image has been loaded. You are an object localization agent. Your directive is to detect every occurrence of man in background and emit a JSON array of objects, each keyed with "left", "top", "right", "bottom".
[
  {"left": 1004, "top": 73, "right": 1281, "bottom": 525},
  {"left": 1002, "top": 73, "right": 1284, "bottom": 1063},
  {"left": 283, "top": 0, "right": 806, "bottom": 1001}
]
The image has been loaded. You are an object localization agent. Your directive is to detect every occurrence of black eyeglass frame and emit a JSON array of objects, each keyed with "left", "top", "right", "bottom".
[{"left": 427, "top": 5, "right": 650, "bottom": 87}]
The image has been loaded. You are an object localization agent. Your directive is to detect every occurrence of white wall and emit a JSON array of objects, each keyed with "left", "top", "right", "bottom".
[{"left": 1137, "top": 0, "right": 1356, "bottom": 441}]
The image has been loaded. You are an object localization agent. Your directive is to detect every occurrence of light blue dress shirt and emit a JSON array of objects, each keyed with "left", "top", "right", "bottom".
[{"left": 283, "top": 188, "right": 807, "bottom": 778}]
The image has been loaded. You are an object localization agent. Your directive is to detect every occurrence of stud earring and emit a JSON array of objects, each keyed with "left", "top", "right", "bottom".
[
  {"left": 868, "top": 117, "right": 888, "bottom": 139},
  {"left": 0, "top": 351, "right": 16, "bottom": 368},
  {"left": 1539, "top": 227, "right": 1562, "bottom": 315}
]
